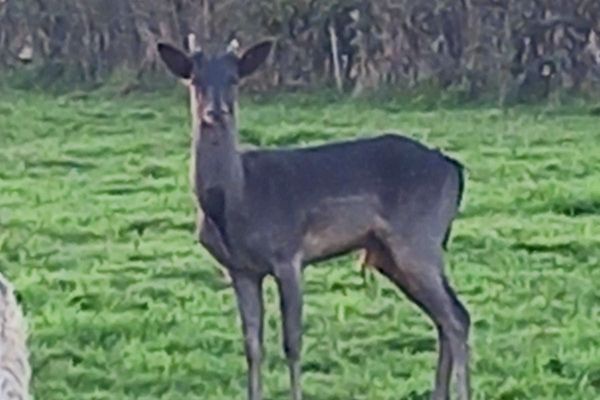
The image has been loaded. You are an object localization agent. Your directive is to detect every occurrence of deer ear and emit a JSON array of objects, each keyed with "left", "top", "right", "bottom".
[
  {"left": 238, "top": 40, "right": 273, "bottom": 78},
  {"left": 157, "top": 43, "right": 193, "bottom": 79}
]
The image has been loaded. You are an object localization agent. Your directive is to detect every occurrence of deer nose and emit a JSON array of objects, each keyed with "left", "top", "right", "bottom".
[{"left": 202, "top": 104, "right": 229, "bottom": 125}]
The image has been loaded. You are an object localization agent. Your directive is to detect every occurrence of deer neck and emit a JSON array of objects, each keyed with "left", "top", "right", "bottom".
[{"left": 193, "top": 123, "right": 244, "bottom": 202}]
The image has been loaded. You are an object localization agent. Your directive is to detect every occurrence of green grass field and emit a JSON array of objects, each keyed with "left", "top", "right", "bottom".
[{"left": 1, "top": 90, "right": 599, "bottom": 399}]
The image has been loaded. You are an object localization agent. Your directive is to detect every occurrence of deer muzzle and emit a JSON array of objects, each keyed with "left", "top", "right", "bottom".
[{"left": 201, "top": 98, "right": 231, "bottom": 127}]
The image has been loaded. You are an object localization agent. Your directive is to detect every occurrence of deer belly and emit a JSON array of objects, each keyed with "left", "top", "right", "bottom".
[{"left": 301, "top": 195, "right": 379, "bottom": 262}]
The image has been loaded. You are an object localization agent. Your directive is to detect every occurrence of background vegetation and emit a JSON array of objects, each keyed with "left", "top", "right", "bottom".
[
  {"left": 1, "top": 89, "right": 599, "bottom": 399},
  {"left": 1, "top": 0, "right": 600, "bottom": 101}
]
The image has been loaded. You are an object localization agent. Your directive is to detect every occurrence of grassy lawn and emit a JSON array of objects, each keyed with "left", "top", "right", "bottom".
[{"left": 1, "top": 89, "right": 599, "bottom": 399}]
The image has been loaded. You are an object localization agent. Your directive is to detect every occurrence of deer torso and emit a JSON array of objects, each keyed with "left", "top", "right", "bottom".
[{"left": 197, "top": 133, "right": 462, "bottom": 273}]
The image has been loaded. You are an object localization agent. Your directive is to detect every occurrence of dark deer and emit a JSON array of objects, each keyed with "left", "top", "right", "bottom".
[{"left": 157, "top": 38, "right": 471, "bottom": 400}]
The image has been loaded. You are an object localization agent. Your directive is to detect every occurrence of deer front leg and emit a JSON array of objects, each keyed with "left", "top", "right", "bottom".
[
  {"left": 231, "top": 271, "right": 265, "bottom": 400},
  {"left": 275, "top": 260, "right": 303, "bottom": 400},
  {"left": 198, "top": 216, "right": 232, "bottom": 284}
]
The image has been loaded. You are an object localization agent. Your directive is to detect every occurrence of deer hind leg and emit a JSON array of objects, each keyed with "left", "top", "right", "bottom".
[{"left": 364, "top": 237, "right": 470, "bottom": 400}]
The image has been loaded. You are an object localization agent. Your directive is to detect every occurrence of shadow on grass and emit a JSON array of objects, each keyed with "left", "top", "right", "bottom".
[{"left": 550, "top": 199, "right": 600, "bottom": 217}]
